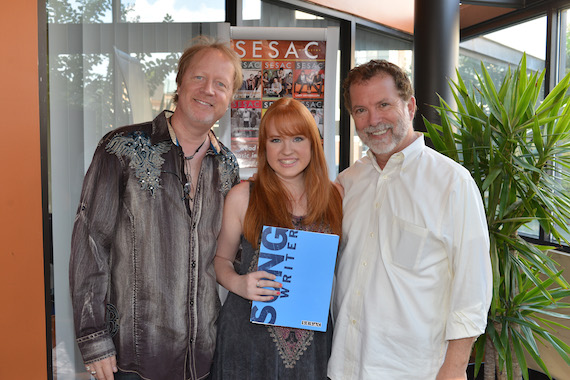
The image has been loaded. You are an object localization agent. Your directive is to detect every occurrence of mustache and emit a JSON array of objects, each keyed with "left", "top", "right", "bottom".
[{"left": 362, "top": 123, "right": 393, "bottom": 134}]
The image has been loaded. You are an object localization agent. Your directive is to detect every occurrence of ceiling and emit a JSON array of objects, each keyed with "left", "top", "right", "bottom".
[{"left": 304, "top": 0, "right": 543, "bottom": 35}]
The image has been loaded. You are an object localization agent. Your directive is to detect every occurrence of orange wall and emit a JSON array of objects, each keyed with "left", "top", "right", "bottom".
[{"left": 0, "top": 0, "right": 47, "bottom": 378}]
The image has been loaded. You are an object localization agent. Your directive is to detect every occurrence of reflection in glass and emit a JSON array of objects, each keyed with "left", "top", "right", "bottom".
[
  {"left": 47, "top": 0, "right": 112, "bottom": 24},
  {"left": 459, "top": 17, "right": 546, "bottom": 93},
  {"left": 459, "top": 16, "right": 547, "bottom": 240}
]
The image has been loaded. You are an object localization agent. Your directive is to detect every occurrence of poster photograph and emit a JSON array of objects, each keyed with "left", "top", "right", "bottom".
[
  {"left": 236, "top": 61, "right": 263, "bottom": 100},
  {"left": 301, "top": 100, "right": 324, "bottom": 137},
  {"left": 263, "top": 61, "right": 294, "bottom": 98},
  {"left": 231, "top": 99, "right": 263, "bottom": 168},
  {"left": 293, "top": 61, "right": 325, "bottom": 98}
]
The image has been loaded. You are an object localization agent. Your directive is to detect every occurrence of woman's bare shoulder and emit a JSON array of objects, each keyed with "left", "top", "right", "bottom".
[{"left": 226, "top": 180, "right": 252, "bottom": 204}]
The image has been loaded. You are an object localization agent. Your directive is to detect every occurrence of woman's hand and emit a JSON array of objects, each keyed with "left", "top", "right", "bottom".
[{"left": 236, "top": 270, "right": 282, "bottom": 301}]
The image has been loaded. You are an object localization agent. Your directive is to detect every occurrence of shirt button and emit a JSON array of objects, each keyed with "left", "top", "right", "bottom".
[
  {"left": 352, "top": 319, "right": 357, "bottom": 325},
  {"left": 369, "top": 232, "right": 374, "bottom": 238},
  {"left": 362, "top": 261, "right": 367, "bottom": 267},
  {"left": 382, "top": 175, "right": 389, "bottom": 180},
  {"left": 375, "top": 202, "right": 380, "bottom": 208},
  {"left": 191, "top": 261, "right": 196, "bottom": 268},
  {"left": 190, "top": 300, "right": 194, "bottom": 306}
]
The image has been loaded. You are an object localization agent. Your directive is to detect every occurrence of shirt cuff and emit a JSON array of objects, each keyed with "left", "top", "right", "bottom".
[
  {"left": 77, "top": 329, "right": 116, "bottom": 364},
  {"left": 445, "top": 305, "right": 488, "bottom": 341}
]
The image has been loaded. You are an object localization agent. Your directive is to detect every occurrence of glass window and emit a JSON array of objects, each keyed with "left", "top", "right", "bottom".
[
  {"left": 243, "top": 0, "right": 261, "bottom": 21},
  {"left": 459, "top": 17, "right": 547, "bottom": 240},
  {"left": 47, "top": 0, "right": 112, "bottom": 23},
  {"left": 242, "top": 0, "right": 338, "bottom": 28},
  {"left": 459, "top": 17, "right": 546, "bottom": 96},
  {"left": 562, "top": 9, "right": 570, "bottom": 78},
  {"left": 353, "top": 26, "right": 413, "bottom": 162},
  {"left": 355, "top": 26, "right": 412, "bottom": 70},
  {"left": 555, "top": 8, "right": 570, "bottom": 246},
  {"left": 120, "top": 0, "right": 225, "bottom": 22}
]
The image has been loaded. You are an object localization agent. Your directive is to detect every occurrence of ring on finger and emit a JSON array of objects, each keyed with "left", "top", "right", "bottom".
[
  {"left": 256, "top": 281, "right": 260, "bottom": 288},
  {"left": 86, "top": 365, "right": 91, "bottom": 371},
  {"left": 91, "top": 370, "right": 97, "bottom": 375}
]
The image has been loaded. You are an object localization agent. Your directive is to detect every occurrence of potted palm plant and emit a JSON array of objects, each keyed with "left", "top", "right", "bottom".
[{"left": 424, "top": 54, "right": 570, "bottom": 380}]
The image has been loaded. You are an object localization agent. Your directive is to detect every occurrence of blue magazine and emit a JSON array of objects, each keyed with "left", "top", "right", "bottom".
[{"left": 250, "top": 225, "right": 340, "bottom": 332}]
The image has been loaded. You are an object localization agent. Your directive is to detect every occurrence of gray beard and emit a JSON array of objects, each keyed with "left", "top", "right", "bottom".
[{"left": 357, "top": 122, "right": 402, "bottom": 155}]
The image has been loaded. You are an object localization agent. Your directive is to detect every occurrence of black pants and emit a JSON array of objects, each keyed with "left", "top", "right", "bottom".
[
  {"left": 114, "top": 369, "right": 213, "bottom": 379},
  {"left": 114, "top": 371, "right": 142, "bottom": 380}
]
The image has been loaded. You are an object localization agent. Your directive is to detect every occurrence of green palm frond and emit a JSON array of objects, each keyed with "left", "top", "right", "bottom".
[{"left": 425, "top": 53, "right": 570, "bottom": 379}]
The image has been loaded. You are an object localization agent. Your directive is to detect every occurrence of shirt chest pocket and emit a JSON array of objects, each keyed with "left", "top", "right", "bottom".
[{"left": 387, "top": 215, "right": 428, "bottom": 270}]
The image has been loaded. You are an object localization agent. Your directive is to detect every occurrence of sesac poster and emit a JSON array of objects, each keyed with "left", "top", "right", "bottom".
[{"left": 230, "top": 39, "right": 326, "bottom": 170}]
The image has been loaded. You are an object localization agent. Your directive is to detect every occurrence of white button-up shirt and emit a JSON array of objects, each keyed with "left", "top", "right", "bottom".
[{"left": 328, "top": 134, "right": 492, "bottom": 379}]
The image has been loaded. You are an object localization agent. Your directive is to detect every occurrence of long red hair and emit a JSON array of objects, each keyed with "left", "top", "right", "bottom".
[{"left": 243, "top": 97, "right": 342, "bottom": 247}]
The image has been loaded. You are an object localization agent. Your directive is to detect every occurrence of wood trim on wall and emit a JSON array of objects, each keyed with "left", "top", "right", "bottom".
[{"left": 0, "top": 0, "right": 47, "bottom": 378}]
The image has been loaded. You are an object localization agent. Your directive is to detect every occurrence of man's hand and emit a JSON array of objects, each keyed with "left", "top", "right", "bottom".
[{"left": 85, "top": 355, "right": 117, "bottom": 380}]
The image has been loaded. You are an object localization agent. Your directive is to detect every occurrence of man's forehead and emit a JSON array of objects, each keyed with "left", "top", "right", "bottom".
[
  {"left": 190, "top": 48, "right": 231, "bottom": 67},
  {"left": 353, "top": 73, "right": 395, "bottom": 87},
  {"left": 186, "top": 50, "right": 234, "bottom": 76}
]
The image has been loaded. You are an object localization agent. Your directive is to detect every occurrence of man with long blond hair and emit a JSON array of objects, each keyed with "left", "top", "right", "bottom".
[
  {"left": 211, "top": 97, "right": 342, "bottom": 378},
  {"left": 70, "top": 36, "right": 242, "bottom": 380}
]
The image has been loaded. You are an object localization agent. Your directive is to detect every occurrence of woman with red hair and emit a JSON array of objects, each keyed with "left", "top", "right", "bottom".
[{"left": 212, "top": 97, "right": 342, "bottom": 378}]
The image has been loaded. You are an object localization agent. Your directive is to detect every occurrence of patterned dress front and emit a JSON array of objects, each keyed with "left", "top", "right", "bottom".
[{"left": 211, "top": 218, "right": 333, "bottom": 380}]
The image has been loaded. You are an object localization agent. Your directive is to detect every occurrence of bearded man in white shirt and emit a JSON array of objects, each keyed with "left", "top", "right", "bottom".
[{"left": 328, "top": 60, "right": 492, "bottom": 380}]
